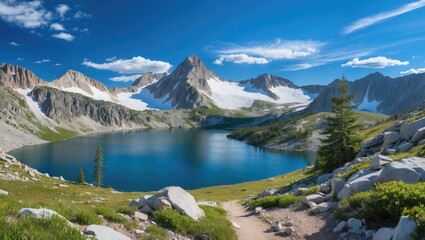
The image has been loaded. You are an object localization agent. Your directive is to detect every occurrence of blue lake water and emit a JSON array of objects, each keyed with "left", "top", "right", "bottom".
[{"left": 9, "top": 130, "right": 315, "bottom": 192}]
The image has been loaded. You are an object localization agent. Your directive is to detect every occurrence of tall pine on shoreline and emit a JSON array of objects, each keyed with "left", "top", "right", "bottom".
[
  {"left": 317, "top": 78, "right": 361, "bottom": 171},
  {"left": 93, "top": 145, "right": 104, "bottom": 187}
]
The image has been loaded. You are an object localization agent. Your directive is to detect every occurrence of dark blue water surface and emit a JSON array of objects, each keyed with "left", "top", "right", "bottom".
[{"left": 9, "top": 130, "right": 315, "bottom": 191}]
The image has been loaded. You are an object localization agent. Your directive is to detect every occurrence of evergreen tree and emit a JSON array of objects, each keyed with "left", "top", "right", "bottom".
[
  {"left": 78, "top": 167, "right": 85, "bottom": 184},
  {"left": 93, "top": 145, "right": 104, "bottom": 187},
  {"left": 316, "top": 78, "right": 361, "bottom": 171}
]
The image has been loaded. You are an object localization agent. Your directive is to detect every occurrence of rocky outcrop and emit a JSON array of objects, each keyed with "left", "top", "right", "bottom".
[
  {"left": 376, "top": 157, "right": 425, "bottom": 183},
  {"left": 0, "top": 64, "right": 46, "bottom": 89}
]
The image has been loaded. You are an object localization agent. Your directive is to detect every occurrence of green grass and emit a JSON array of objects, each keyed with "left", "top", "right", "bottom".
[
  {"left": 37, "top": 126, "right": 79, "bottom": 142},
  {"left": 190, "top": 168, "right": 319, "bottom": 202},
  {"left": 248, "top": 194, "right": 299, "bottom": 209},
  {"left": 152, "top": 206, "right": 236, "bottom": 240},
  {"left": 144, "top": 225, "right": 169, "bottom": 240},
  {"left": 359, "top": 121, "right": 394, "bottom": 142},
  {"left": 390, "top": 144, "right": 425, "bottom": 160}
]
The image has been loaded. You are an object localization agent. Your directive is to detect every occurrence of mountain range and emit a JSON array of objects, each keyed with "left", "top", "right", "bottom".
[{"left": 2, "top": 54, "right": 425, "bottom": 120}]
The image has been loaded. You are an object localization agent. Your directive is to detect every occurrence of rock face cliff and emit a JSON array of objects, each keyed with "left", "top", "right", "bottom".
[
  {"left": 0, "top": 64, "right": 46, "bottom": 89},
  {"left": 306, "top": 73, "right": 425, "bottom": 115},
  {"left": 146, "top": 54, "right": 215, "bottom": 109}
]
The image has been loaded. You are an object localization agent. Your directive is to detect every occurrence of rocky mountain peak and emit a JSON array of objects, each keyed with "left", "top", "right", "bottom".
[
  {"left": 0, "top": 63, "right": 45, "bottom": 89},
  {"left": 51, "top": 69, "right": 115, "bottom": 96},
  {"left": 132, "top": 72, "right": 167, "bottom": 88}
]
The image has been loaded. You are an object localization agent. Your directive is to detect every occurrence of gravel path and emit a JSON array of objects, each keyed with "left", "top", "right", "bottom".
[{"left": 222, "top": 200, "right": 281, "bottom": 240}]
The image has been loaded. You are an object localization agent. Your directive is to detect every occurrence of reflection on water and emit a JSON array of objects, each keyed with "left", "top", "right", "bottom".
[{"left": 10, "top": 129, "right": 315, "bottom": 191}]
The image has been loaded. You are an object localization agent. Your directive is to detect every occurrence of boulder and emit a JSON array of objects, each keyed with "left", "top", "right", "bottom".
[
  {"left": 285, "top": 226, "right": 294, "bottom": 235},
  {"left": 302, "top": 194, "right": 324, "bottom": 205},
  {"left": 257, "top": 187, "right": 280, "bottom": 198},
  {"left": 0, "top": 189, "right": 8, "bottom": 195},
  {"left": 347, "top": 218, "right": 362, "bottom": 233},
  {"left": 419, "top": 139, "right": 425, "bottom": 146},
  {"left": 337, "top": 170, "right": 381, "bottom": 199},
  {"left": 232, "top": 221, "right": 240, "bottom": 229},
  {"left": 370, "top": 155, "right": 393, "bottom": 170},
  {"left": 316, "top": 173, "right": 332, "bottom": 184},
  {"left": 320, "top": 182, "right": 331, "bottom": 192},
  {"left": 254, "top": 206, "right": 263, "bottom": 214},
  {"left": 197, "top": 201, "right": 217, "bottom": 207},
  {"left": 382, "top": 132, "right": 400, "bottom": 148},
  {"left": 412, "top": 126, "right": 425, "bottom": 143},
  {"left": 18, "top": 208, "right": 62, "bottom": 219},
  {"left": 317, "top": 202, "right": 335, "bottom": 213},
  {"left": 400, "top": 116, "right": 425, "bottom": 140},
  {"left": 139, "top": 195, "right": 154, "bottom": 208},
  {"left": 153, "top": 196, "right": 172, "bottom": 210},
  {"left": 333, "top": 166, "right": 347, "bottom": 176},
  {"left": 362, "top": 134, "right": 384, "bottom": 149},
  {"left": 128, "top": 199, "right": 140, "bottom": 208},
  {"left": 140, "top": 205, "right": 153, "bottom": 214},
  {"left": 85, "top": 225, "right": 131, "bottom": 240},
  {"left": 331, "top": 178, "right": 345, "bottom": 194},
  {"left": 307, "top": 201, "right": 318, "bottom": 208},
  {"left": 384, "top": 148, "right": 396, "bottom": 155},
  {"left": 365, "top": 230, "right": 376, "bottom": 239},
  {"left": 397, "top": 142, "right": 413, "bottom": 152},
  {"left": 333, "top": 221, "right": 347, "bottom": 232},
  {"left": 157, "top": 186, "right": 205, "bottom": 220},
  {"left": 134, "top": 211, "right": 148, "bottom": 221},
  {"left": 272, "top": 222, "right": 283, "bottom": 232},
  {"left": 392, "top": 216, "right": 416, "bottom": 240},
  {"left": 376, "top": 157, "right": 425, "bottom": 183},
  {"left": 373, "top": 227, "right": 394, "bottom": 240}
]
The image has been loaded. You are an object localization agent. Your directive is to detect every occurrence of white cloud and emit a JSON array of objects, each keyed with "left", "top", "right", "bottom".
[
  {"left": 73, "top": 11, "right": 91, "bottom": 19},
  {"left": 342, "top": 56, "right": 409, "bottom": 68},
  {"left": 214, "top": 54, "right": 269, "bottom": 65},
  {"left": 343, "top": 0, "right": 425, "bottom": 34},
  {"left": 400, "top": 68, "right": 425, "bottom": 75},
  {"left": 51, "top": 32, "right": 74, "bottom": 41},
  {"left": 55, "top": 63, "right": 62, "bottom": 66},
  {"left": 35, "top": 59, "right": 50, "bottom": 64},
  {"left": 214, "top": 39, "right": 323, "bottom": 60},
  {"left": 55, "top": 4, "right": 69, "bottom": 18},
  {"left": 17, "top": 57, "right": 24, "bottom": 61},
  {"left": 50, "top": 23, "right": 65, "bottom": 31},
  {"left": 0, "top": 0, "right": 52, "bottom": 28},
  {"left": 82, "top": 56, "right": 172, "bottom": 74},
  {"left": 9, "top": 41, "right": 19, "bottom": 46},
  {"left": 109, "top": 74, "right": 141, "bottom": 82}
]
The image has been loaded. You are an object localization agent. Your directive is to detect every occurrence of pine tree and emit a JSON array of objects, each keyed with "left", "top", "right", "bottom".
[
  {"left": 78, "top": 167, "right": 85, "bottom": 184},
  {"left": 93, "top": 145, "right": 104, "bottom": 187},
  {"left": 316, "top": 78, "right": 361, "bottom": 171}
]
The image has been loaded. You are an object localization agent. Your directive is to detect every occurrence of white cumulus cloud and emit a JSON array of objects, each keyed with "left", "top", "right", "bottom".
[
  {"left": 17, "top": 57, "right": 24, "bottom": 61},
  {"left": 34, "top": 59, "right": 50, "bottom": 64},
  {"left": 9, "top": 41, "right": 19, "bottom": 46},
  {"left": 400, "top": 68, "right": 425, "bottom": 75},
  {"left": 343, "top": 0, "right": 425, "bottom": 34},
  {"left": 50, "top": 23, "right": 65, "bottom": 31},
  {"left": 55, "top": 4, "right": 69, "bottom": 18},
  {"left": 214, "top": 39, "right": 323, "bottom": 60},
  {"left": 109, "top": 74, "right": 141, "bottom": 82},
  {"left": 52, "top": 32, "right": 74, "bottom": 41},
  {"left": 342, "top": 56, "right": 409, "bottom": 68},
  {"left": 82, "top": 56, "right": 172, "bottom": 74},
  {"left": 55, "top": 63, "right": 62, "bottom": 66},
  {"left": 0, "top": 0, "right": 52, "bottom": 28},
  {"left": 73, "top": 11, "right": 91, "bottom": 19},
  {"left": 214, "top": 54, "right": 269, "bottom": 65}
]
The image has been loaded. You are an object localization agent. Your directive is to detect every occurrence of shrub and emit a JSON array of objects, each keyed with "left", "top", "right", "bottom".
[
  {"left": 249, "top": 194, "right": 299, "bottom": 209},
  {"left": 337, "top": 182, "right": 425, "bottom": 227},
  {"left": 145, "top": 225, "right": 168, "bottom": 240},
  {"left": 95, "top": 207, "right": 127, "bottom": 224},
  {"left": 298, "top": 186, "right": 320, "bottom": 196},
  {"left": 152, "top": 206, "right": 235, "bottom": 240}
]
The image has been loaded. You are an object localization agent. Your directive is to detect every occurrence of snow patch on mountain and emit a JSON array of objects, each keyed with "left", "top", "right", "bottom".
[
  {"left": 357, "top": 85, "right": 381, "bottom": 112},
  {"left": 206, "top": 78, "right": 311, "bottom": 110},
  {"left": 15, "top": 89, "right": 53, "bottom": 125}
]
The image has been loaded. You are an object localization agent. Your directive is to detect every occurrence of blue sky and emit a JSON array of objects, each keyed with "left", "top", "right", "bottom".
[{"left": 1, "top": 0, "right": 425, "bottom": 87}]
